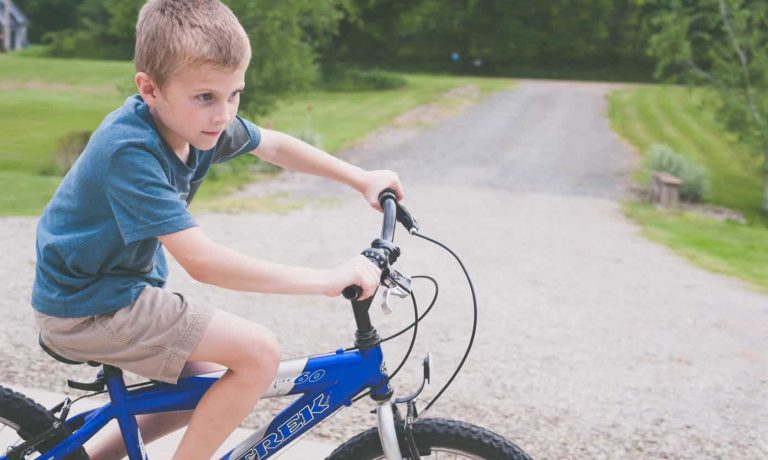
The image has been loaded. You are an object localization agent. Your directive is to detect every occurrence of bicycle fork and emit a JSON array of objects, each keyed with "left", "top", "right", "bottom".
[
  {"left": 376, "top": 353, "right": 434, "bottom": 460},
  {"left": 376, "top": 401, "right": 404, "bottom": 460}
]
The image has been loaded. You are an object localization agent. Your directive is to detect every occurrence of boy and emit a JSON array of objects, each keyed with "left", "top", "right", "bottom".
[{"left": 31, "top": 0, "right": 404, "bottom": 458}]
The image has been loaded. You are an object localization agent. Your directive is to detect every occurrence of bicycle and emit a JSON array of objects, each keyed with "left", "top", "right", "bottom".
[{"left": 0, "top": 190, "right": 532, "bottom": 460}]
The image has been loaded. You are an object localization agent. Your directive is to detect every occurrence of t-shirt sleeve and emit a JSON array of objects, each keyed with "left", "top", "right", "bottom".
[
  {"left": 105, "top": 148, "right": 197, "bottom": 244},
  {"left": 213, "top": 115, "right": 261, "bottom": 164}
]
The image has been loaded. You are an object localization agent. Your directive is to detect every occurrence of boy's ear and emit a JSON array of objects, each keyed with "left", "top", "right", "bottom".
[{"left": 135, "top": 72, "right": 160, "bottom": 106}]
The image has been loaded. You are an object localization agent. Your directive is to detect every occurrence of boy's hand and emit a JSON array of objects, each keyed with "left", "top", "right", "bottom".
[
  {"left": 324, "top": 255, "right": 381, "bottom": 300},
  {"left": 359, "top": 170, "right": 405, "bottom": 211}
]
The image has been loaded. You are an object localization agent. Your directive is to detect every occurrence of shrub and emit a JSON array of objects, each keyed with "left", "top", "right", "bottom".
[
  {"left": 646, "top": 144, "right": 710, "bottom": 202},
  {"left": 11, "top": 45, "right": 51, "bottom": 58},
  {"left": 322, "top": 67, "right": 407, "bottom": 92},
  {"left": 55, "top": 131, "right": 91, "bottom": 174}
]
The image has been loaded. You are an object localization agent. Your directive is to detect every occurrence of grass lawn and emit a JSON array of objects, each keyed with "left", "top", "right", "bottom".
[
  {"left": 0, "top": 54, "right": 513, "bottom": 215},
  {"left": 0, "top": 55, "right": 135, "bottom": 88},
  {"left": 624, "top": 203, "right": 768, "bottom": 291},
  {"left": 608, "top": 85, "right": 768, "bottom": 290},
  {"left": 0, "top": 171, "right": 62, "bottom": 215}
]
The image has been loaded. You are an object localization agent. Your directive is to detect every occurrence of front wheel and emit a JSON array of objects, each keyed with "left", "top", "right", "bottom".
[{"left": 327, "top": 418, "right": 532, "bottom": 460}]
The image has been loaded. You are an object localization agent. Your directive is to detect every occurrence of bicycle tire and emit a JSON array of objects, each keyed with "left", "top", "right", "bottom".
[
  {"left": 327, "top": 417, "right": 532, "bottom": 460},
  {"left": 0, "top": 385, "right": 88, "bottom": 460}
]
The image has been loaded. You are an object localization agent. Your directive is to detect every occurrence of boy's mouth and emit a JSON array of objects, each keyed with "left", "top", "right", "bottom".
[{"left": 202, "top": 130, "right": 221, "bottom": 137}]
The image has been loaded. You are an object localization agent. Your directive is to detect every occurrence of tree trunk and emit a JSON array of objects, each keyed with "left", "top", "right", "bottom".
[{"left": 3, "top": 0, "right": 10, "bottom": 52}]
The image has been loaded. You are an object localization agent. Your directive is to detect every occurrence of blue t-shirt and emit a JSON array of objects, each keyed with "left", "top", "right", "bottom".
[{"left": 32, "top": 95, "right": 261, "bottom": 317}]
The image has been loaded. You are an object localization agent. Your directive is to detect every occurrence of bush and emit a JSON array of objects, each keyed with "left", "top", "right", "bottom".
[
  {"left": 646, "top": 144, "right": 710, "bottom": 202},
  {"left": 11, "top": 45, "right": 51, "bottom": 58},
  {"left": 55, "top": 131, "right": 91, "bottom": 174},
  {"left": 321, "top": 67, "right": 407, "bottom": 92}
]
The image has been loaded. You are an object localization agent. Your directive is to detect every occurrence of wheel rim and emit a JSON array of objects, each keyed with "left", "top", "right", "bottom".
[{"left": 373, "top": 448, "right": 485, "bottom": 459}]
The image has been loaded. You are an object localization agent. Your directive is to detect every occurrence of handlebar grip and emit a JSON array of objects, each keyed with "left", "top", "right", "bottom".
[
  {"left": 378, "top": 189, "right": 398, "bottom": 208},
  {"left": 343, "top": 285, "right": 362, "bottom": 300}
]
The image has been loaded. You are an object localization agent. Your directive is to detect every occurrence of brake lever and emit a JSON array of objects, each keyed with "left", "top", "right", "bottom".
[
  {"left": 396, "top": 203, "right": 419, "bottom": 234},
  {"left": 385, "top": 269, "right": 412, "bottom": 293},
  {"left": 381, "top": 284, "right": 409, "bottom": 315}
]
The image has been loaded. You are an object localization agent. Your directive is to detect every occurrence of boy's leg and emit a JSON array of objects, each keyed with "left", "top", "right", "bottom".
[
  {"left": 89, "top": 311, "right": 279, "bottom": 460},
  {"left": 173, "top": 309, "right": 280, "bottom": 460},
  {"left": 86, "top": 412, "right": 191, "bottom": 460}
]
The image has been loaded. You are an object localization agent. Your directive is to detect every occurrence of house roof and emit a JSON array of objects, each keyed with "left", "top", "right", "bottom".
[{"left": 0, "top": 1, "right": 28, "bottom": 25}]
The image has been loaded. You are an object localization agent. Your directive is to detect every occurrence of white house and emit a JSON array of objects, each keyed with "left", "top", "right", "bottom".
[{"left": 0, "top": 1, "right": 28, "bottom": 51}]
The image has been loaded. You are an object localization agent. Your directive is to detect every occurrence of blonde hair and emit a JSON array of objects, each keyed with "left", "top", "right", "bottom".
[{"left": 134, "top": 0, "right": 251, "bottom": 88}]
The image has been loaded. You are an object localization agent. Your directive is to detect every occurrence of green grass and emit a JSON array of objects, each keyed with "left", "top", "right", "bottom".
[
  {"left": 0, "top": 89, "right": 127, "bottom": 173},
  {"left": 0, "top": 54, "right": 134, "bottom": 88},
  {"left": 0, "top": 171, "right": 62, "bottom": 215},
  {"left": 0, "top": 55, "right": 514, "bottom": 216},
  {"left": 625, "top": 203, "right": 768, "bottom": 291},
  {"left": 608, "top": 85, "right": 765, "bottom": 222},
  {"left": 608, "top": 85, "right": 768, "bottom": 290}
]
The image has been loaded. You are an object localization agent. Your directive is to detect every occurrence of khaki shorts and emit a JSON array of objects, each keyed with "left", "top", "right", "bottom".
[{"left": 34, "top": 286, "right": 215, "bottom": 384}]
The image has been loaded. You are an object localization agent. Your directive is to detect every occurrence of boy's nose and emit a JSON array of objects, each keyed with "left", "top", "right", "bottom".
[{"left": 212, "top": 108, "right": 229, "bottom": 126}]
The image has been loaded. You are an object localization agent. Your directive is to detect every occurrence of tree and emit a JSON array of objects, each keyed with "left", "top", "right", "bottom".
[
  {"left": 225, "top": 0, "right": 354, "bottom": 117},
  {"left": 325, "top": 0, "right": 657, "bottom": 75},
  {"left": 649, "top": 0, "right": 768, "bottom": 211},
  {"left": 44, "top": 0, "right": 143, "bottom": 59},
  {"left": 14, "top": 0, "right": 85, "bottom": 43},
  {"left": 30, "top": 0, "right": 353, "bottom": 117}
]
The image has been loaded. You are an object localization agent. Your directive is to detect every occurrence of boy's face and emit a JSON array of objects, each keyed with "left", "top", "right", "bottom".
[{"left": 138, "top": 63, "right": 247, "bottom": 156}]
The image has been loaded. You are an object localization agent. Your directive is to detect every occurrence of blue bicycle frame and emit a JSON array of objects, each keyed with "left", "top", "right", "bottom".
[{"left": 0, "top": 344, "right": 393, "bottom": 460}]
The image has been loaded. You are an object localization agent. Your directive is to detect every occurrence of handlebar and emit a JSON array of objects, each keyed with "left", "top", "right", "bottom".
[
  {"left": 380, "top": 190, "right": 398, "bottom": 243},
  {"left": 342, "top": 189, "right": 400, "bottom": 301},
  {"left": 342, "top": 189, "right": 403, "bottom": 301}
]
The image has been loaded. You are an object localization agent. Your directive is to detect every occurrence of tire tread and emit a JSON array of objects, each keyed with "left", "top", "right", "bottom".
[
  {"left": 0, "top": 385, "right": 88, "bottom": 460},
  {"left": 327, "top": 417, "right": 532, "bottom": 460}
]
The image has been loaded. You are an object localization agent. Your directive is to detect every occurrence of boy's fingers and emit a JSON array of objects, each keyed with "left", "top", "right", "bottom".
[{"left": 358, "top": 256, "right": 381, "bottom": 299}]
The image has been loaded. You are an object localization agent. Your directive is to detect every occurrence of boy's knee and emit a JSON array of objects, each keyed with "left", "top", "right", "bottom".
[
  {"left": 257, "top": 330, "right": 281, "bottom": 373},
  {"left": 238, "top": 329, "right": 280, "bottom": 377}
]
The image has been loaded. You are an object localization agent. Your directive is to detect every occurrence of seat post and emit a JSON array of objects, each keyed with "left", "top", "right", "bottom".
[{"left": 104, "top": 368, "right": 147, "bottom": 460}]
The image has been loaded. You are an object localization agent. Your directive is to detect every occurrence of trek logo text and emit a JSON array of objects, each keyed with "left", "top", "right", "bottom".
[{"left": 242, "top": 394, "right": 331, "bottom": 460}]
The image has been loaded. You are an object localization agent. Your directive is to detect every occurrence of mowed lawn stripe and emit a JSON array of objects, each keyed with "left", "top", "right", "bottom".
[
  {"left": 661, "top": 88, "right": 763, "bottom": 211},
  {"left": 609, "top": 84, "right": 768, "bottom": 290}
]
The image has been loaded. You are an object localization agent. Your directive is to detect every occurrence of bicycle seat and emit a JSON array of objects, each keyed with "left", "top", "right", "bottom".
[{"left": 38, "top": 333, "right": 101, "bottom": 367}]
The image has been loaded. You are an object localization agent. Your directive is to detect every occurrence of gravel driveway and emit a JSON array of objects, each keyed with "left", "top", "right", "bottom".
[{"left": 1, "top": 80, "right": 766, "bottom": 459}]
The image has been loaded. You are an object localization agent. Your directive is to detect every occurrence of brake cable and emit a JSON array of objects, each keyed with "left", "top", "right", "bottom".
[
  {"left": 344, "top": 276, "right": 438, "bottom": 349},
  {"left": 348, "top": 230, "right": 478, "bottom": 414},
  {"left": 350, "top": 279, "right": 428, "bottom": 403},
  {"left": 411, "top": 230, "right": 478, "bottom": 414},
  {"left": 372, "top": 276, "right": 439, "bottom": 346}
]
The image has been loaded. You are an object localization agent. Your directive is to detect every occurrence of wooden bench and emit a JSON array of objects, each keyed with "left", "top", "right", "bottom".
[{"left": 650, "top": 171, "right": 684, "bottom": 207}]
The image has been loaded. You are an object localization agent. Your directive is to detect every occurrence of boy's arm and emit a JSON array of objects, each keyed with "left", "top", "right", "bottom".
[
  {"left": 251, "top": 129, "right": 404, "bottom": 209},
  {"left": 158, "top": 226, "right": 381, "bottom": 298}
]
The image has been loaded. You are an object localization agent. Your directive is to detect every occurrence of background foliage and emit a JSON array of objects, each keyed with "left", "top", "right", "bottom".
[
  {"left": 17, "top": 0, "right": 663, "bottom": 77},
  {"left": 326, "top": 0, "right": 656, "bottom": 75},
  {"left": 647, "top": 0, "right": 768, "bottom": 209}
]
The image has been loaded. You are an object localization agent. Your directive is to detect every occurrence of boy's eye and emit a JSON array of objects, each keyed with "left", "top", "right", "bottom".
[{"left": 196, "top": 93, "right": 214, "bottom": 102}]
